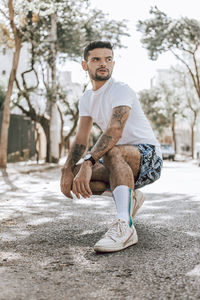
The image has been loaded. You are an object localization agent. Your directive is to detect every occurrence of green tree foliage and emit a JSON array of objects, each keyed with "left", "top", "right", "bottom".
[
  {"left": 10, "top": 0, "right": 129, "bottom": 162},
  {"left": 171, "top": 66, "right": 200, "bottom": 157},
  {"left": 21, "top": 0, "right": 129, "bottom": 65},
  {"left": 139, "top": 67, "right": 197, "bottom": 152},
  {"left": 137, "top": 7, "right": 200, "bottom": 101},
  {"left": 139, "top": 87, "right": 171, "bottom": 135}
]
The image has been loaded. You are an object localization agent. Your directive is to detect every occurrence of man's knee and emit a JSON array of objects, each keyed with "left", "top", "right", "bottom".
[
  {"left": 90, "top": 181, "right": 107, "bottom": 193},
  {"left": 103, "top": 146, "right": 121, "bottom": 165}
]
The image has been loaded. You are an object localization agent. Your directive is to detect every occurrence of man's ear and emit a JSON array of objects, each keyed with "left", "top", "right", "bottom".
[{"left": 81, "top": 60, "right": 88, "bottom": 71}]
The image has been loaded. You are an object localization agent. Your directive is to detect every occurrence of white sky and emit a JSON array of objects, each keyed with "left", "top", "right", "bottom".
[{"left": 63, "top": 0, "right": 200, "bottom": 92}]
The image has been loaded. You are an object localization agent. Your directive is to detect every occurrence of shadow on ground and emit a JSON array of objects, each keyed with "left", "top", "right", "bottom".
[{"left": 0, "top": 188, "right": 200, "bottom": 300}]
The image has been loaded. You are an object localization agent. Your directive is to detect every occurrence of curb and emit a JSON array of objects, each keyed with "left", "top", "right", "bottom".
[{"left": 1, "top": 163, "right": 62, "bottom": 176}]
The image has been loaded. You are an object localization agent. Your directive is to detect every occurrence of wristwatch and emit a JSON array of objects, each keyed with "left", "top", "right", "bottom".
[{"left": 83, "top": 154, "right": 96, "bottom": 165}]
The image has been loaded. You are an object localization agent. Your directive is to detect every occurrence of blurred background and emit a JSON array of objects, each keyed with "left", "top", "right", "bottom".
[{"left": 0, "top": 0, "right": 200, "bottom": 168}]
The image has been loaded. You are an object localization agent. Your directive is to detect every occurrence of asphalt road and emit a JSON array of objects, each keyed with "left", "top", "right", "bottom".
[{"left": 0, "top": 160, "right": 200, "bottom": 300}]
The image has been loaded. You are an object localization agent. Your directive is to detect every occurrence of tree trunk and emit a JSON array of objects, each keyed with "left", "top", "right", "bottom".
[
  {"left": 57, "top": 104, "right": 64, "bottom": 159},
  {"left": 191, "top": 123, "right": 195, "bottom": 159},
  {"left": 171, "top": 112, "right": 177, "bottom": 154},
  {"left": 40, "top": 117, "right": 50, "bottom": 163},
  {"left": 34, "top": 123, "right": 40, "bottom": 164},
  {"left": 0, "top": 0, "right": 22, "bottom": 168},
  {"left": 64, "top": 114, "right": 79, "bottom": 148},
  {"left": 191, "top": 110, "right": 198, "bottom": 160},
  {"left": 49, "top": 13, "right": 59, "bottom": 163}
]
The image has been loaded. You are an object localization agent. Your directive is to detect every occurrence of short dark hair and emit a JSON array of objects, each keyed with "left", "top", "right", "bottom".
[{"left": 83, "top": 41, "right": 113, "bottom": 61}]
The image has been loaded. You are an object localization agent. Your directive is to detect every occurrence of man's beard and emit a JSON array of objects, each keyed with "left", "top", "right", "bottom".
[
  {"left": 94, "top": 74, "right": 111, "bottom": 81},
  {"left": 89, "top": 69, "right": 112, "bottom": 81}
]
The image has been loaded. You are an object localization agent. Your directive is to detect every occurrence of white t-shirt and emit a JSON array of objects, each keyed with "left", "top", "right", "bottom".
[{"left": 79, "top": 78, "right": 161, "bottom": 155}]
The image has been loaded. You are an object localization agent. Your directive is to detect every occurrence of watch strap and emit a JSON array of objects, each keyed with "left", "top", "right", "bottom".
[{"left": 84, "top": 154, "right": 96, "bottom": 165}]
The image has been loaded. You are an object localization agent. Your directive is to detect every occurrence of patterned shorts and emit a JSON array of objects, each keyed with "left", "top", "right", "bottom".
[
  {"left": 134, "top": 144, "right": 163, "bottom": 189},
  {"left": 99, "top": 144, "right": 163, "bottom": 190}
]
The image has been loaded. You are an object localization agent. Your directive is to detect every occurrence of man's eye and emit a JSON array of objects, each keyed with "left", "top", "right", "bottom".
[{"left": 107, "top": 58, "right": 112, "bottom": 62}]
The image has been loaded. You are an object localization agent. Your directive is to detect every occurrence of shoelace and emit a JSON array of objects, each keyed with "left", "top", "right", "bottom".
[{"left": 105, "top": 219, "right": 129, "bottom": 240}]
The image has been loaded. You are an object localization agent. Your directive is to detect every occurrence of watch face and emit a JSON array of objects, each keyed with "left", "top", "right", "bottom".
[
  {"left": 84, "top": 154, "right": 96, "bottom": 165},
  {"left": 84, "top": 154, "right": 91, "bottom": 160}
]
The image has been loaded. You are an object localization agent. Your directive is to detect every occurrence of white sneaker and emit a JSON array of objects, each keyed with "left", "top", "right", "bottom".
[
  {"left": 94, "top": 219, "right": 138, "bottom": 253},
  {"left": 132, "top": 190, "right": 145, "bottom": 219}
]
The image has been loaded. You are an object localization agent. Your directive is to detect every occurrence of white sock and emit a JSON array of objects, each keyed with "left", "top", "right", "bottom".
[{"left": 112, "top": 185, "right": 133, "bottom": 227}]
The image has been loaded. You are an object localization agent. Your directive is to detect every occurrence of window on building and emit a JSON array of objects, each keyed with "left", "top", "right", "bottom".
[
  {"left": 2, "top": 70, "right": 6, "bottom": 75},
  {"left": 3, "top": 48, "right": 6, "bottom": 55}
]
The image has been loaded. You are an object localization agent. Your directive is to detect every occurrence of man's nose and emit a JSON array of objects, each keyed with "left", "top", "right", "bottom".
[{"left": 99, "top": 59, "right": 107, "bottom": 66}]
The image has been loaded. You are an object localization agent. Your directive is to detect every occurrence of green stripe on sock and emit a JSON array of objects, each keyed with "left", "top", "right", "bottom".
[{"left": 128, "top": 188, "right": 133, "bottom": 227}]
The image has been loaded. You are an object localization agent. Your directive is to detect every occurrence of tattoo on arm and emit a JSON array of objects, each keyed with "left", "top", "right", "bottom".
[
  {"left": 111, "top": 106, "right": 130, "bottom": 129},
  {"left": 91, "top": 106, "right": 130, "bottom": 161},
  {"left": 91, "top": 132, "right": 117, "bottom": 161},
  {"left": 93, "top": 134, "right": 113, "bottom": 153},
  {"left": 67, "top": 143, "right": 86, "bottom": 169},
  {"left": 72, "top": 144, "right": 86, "bottom": 164}
]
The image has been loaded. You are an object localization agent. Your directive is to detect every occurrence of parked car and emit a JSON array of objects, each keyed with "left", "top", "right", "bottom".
[{"left": 161, "top": 143, "right": 175, "bottom": 160}]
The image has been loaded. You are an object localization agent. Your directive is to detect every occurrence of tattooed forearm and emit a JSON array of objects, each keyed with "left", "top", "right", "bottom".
[
  {"left": 71, "top": 144, "right": 86, "bottom": 165},
  {"left": 91, "top": 133, "right": 118, "bottom": 161},
  {"left": 65, "top": 143, "right": 86, "bottom": 169},
  {"left": 92, "top": 134, "right": 113, "bottom": 156}
]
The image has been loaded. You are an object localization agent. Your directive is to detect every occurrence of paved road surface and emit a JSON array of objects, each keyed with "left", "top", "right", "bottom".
[{"left": 0, "top": 161, "right": 200, "bottom": 299}]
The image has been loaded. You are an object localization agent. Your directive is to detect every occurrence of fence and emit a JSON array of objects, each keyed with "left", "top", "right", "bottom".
[{"left": 0, "top": 112, "right": 35, "bottom": 161}]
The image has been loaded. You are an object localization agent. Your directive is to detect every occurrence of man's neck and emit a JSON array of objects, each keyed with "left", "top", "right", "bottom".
[{"left": 92, "top": 79, "right": 107, "bottom": 91}]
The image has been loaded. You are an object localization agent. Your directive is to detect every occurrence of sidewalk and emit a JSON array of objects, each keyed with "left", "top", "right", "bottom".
[
  {"left": 3, "top": 156, "right": 199, "bottom": 176},
  {"left": 2, "top": 158, "right": 65, "bottom": 175}
]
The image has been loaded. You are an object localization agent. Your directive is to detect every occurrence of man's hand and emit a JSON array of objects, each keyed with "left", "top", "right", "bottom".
[
  {"left": 60, "top": 167, "right": 74, "bottom": 199},
  {"left": 72, "top": 161, "right": 92, "bottom": 199}
]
